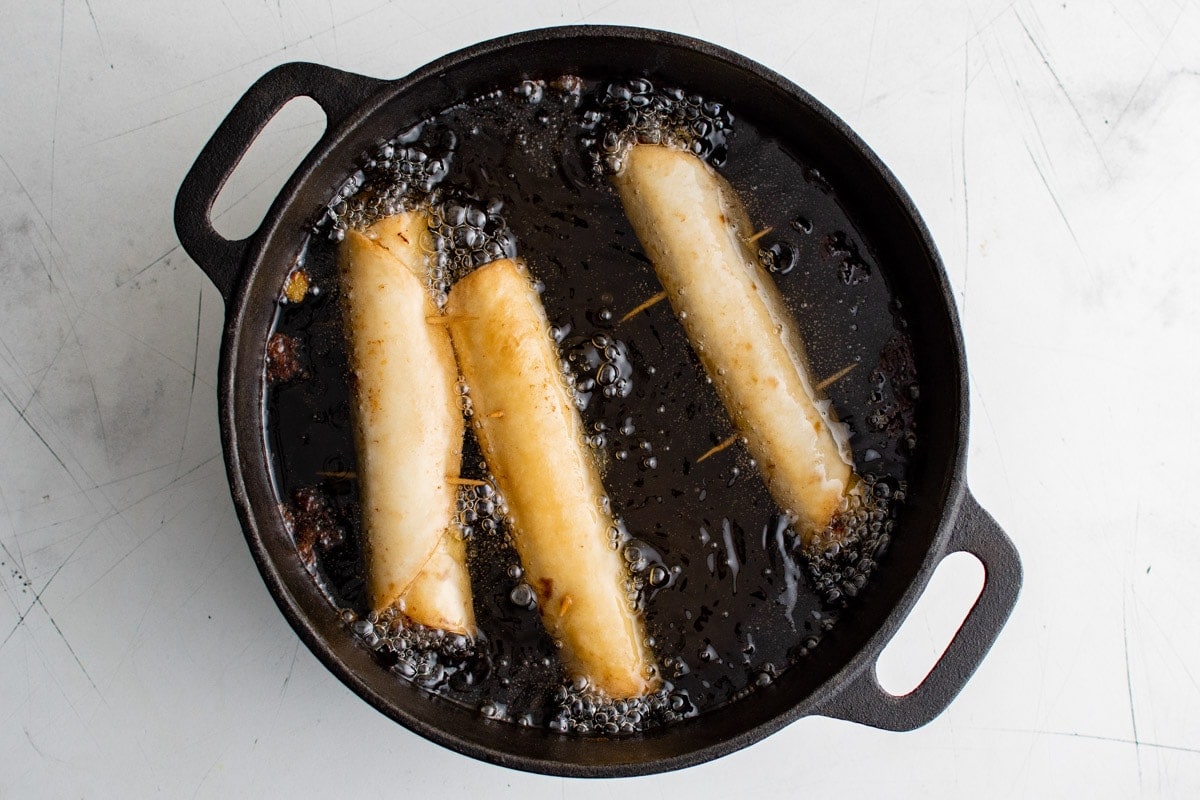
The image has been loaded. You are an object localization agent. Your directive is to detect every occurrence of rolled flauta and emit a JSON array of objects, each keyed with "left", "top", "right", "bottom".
[
  {"left": 445, "top": 259, "right": 658, "bottom": 699},
  {"left": 339, "top": 212, "right": 475, "bottom": 635},
  {"left": 612, "top": 144, "right": 855, "bottom": 540}
]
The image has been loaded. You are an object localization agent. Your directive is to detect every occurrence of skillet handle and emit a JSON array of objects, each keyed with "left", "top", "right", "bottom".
[
  {"left": 815, "top": 490, "right": 1022, "bottom": 731},
  {"left": 174, "top": 62, "right": 385, "bottom": 302}
]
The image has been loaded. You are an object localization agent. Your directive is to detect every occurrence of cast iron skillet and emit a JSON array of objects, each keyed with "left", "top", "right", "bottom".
[{"left": 174, "top": 26, "right": 1021, "bottom": 777}]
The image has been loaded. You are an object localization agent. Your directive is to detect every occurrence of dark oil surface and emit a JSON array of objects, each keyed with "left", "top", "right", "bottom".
[{"left": 265, "top": 77, "right": 918, "bottom": 732}]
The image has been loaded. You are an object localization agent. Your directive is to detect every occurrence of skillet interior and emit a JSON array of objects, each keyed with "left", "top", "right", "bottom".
[{"left": 220, "top": 28, "right": 965, "bottom": 775}]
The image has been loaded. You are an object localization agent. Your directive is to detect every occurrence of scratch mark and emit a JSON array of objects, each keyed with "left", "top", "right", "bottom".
[
  {"left": 963, "top": 0, "right": 1019, "bottom": 48},
  {"left": 961, "top": 39, "right": 971, "bottom": 315},
  {"left": 0, "top": 540, "right": 99, "bottom": 694},
  {"left": 0, "top": 378, "right": 111, "bottom": 539},
  {"left": 1129, "top": 141, "right": 1200, "bottom": 225},
  {"left": 1124, "top": 504, "right": 1144, "bottom": 784},
  {"left": 172, "top": 547, "right": 236, "bottom": 617},
  {"left": 985, "top": 727, "right": 1200, "bottom": 755},
  {"left": 191, "top": 755, "right": 222, "bottom": 800},
  {"left": 176, "top": 288, "right": 204, "bottom": 479},
  {"left": 50, "top": 0, "right": 66, "bottom": 225},
  {"left": 81, "top": 0, "right": 111, "bottom": 67},
  {"left": 1107, "top": 0, "right": 1155, "bottom": 52},
  {"left": 24, "top": 455, "right": 223, "bottom": 610},
  {"left": 1130, "top": 589, "right": 1200, "bottom": 699},
  {"left": 0, "top": 619, "right": 18, "bottom": 654},
  {"left": 8, "top": 514, "right": 98, "bottom": 559},
  {"left": 147, "top": 0, "right": 396, "bottom": 108},
  {"left": 24, "top": 236, "right": 55, "bottom": 299},
  {"left": 327, "top": 0, "right": 343, "bottom": 62},
  {"left": 581, "top": 0, "right": 622, "bottom": 20},
  {"left": 90, "top": 453, "right": 222, "bottom": 534},
  {"left": 2, "top": 229, "right": 89, "bottom": 414},
  {"left": 0, "top": 483, "right": 27, "bottom": 605},
  {"left": 22, "top": 727, "right": 46, "bottom": 759},
  {"left": 3, "top": 617, "right": 105, "bottom": 733},
  {"left": 1022, "top": 141, "right": 1094, "bottom": 282},
  {"left": 84, "top": 460, "right": 180, "bottom": 494},
  {"left": 974, "top": 391, "right": 1013, "bottom": 502},
  {"left": 92, "top": 98, "right": 226, "bottom": 147},
  {"left": 1014, "top": 9, "right": 1112, "bottom": 177},
  {"left": 22, "top": 725, "right": 76, "bottom": 766},
  {"left": 0, "top": 384, "right": 73, "bottom": 479},
  {"left": 0, "top": 239, "right": 114, "bottom": 499},
  {"left": 0, "top": 539, "right": 51, "bottom": 648},
  {"left": 0, "top": 549, "right": 75, "bottom": 653},
  {"left": 42, "top": 601, "right": 100, "bottom": 693},
  {"left": 1, "top": 331, "right": 179, "bottom": 584},
  {"left": 28, "top": 218, "right": 78, "bottom": 312},
  {"left": 779, "top": 8, "right": 840, "bottom": 68},
  {"left": 0, "top": 548, "right": 23, "bottom": 621},
  {"left": 18, "top": 332, "right": 72, "bottom": 418},
  {"left": 108, "top": 595, "right": 158, "bottom": 694},
  {"left": 0, "top": 615, "right": 20, "bottom": 653},
  {"left": 65, "top": 523, "right": 169, "bottom": 607},
  {"left": 1106, "top": 1, "right": 1186, "bottom": 142},
  {"left": 0, "top": 153, "right": 65, "bottom": 255},
  {"left": 68, "top": 318, "right": 110, "bottom": 467},
  {"left": 275, "top": 640, "right": 301, "bottom": 717},
  {"left": 14, "top": 219, "right": 79, "bottom": 330},
  {"left": 168, "top": 452, "right": 222, "bottom": 487},
  {"left": 218, "top": 0, "right": 255, "bottom": 46},
  {"left": 65, "top": 484, "right": 219, "bottom": 608},
  {"left": 992, "top": 24, "right": 1057, "bottom": 175},
  {"left": 22, "top": 462, "right": 177, "bottom": 537},
  {"left": 26, "top": 502, "right": 107, "bottom": 596},
  {"left": 75, "top": 304, "right": 204, "bottom": 380},
  {"left": 858, "top": 0, "right": 882, "bottom": 116}
]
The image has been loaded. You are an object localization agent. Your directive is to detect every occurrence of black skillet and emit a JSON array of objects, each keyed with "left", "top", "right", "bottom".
[{"left": 173, "top": 26, "right": 1021, "bottom": 777}]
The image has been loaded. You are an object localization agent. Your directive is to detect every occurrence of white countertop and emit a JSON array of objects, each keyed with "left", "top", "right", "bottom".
[{"left": 2, "top": 0, "right": 1198, "bottom": 796}]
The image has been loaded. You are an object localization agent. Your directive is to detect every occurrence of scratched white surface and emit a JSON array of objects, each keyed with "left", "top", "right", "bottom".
[{"left": 2, "top": 0, "right": 1198, "bottom": 796}]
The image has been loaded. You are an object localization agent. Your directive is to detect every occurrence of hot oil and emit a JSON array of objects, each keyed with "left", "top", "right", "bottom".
[{"left": 266, "top": 77, "right": 919, "bottom": 733}]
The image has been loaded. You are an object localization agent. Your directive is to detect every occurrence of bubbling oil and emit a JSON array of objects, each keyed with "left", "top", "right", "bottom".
[{"left": 266, "top": 75, "right": 920, "bottom": 734}]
